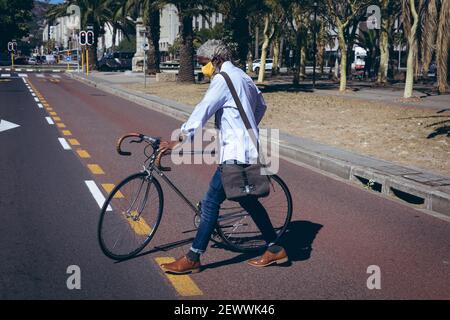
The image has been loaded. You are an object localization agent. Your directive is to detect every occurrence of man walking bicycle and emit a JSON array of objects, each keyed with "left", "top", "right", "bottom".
[{"left": 159, "top": 41, "right": 288, "bottom": 274}]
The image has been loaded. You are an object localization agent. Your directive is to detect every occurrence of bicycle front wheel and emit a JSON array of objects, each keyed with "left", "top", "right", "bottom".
[
  {"left": 216, "top": 174, "right": 292, "bottom": 252},
  {"left": 98, "top": 172, "right": 164, "bottom": 260}
]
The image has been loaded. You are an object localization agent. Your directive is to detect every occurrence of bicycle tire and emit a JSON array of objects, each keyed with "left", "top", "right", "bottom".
[
  {"left": 216, "top": 174, "right": 292, "bottom": 252},
  {"left": 98, "top": 172, "right": 164, "bottom": 260}
]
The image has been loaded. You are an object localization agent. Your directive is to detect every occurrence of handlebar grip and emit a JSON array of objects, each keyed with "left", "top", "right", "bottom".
[{"left": 117, "top": 133, "right": 142, "bottom": 156}]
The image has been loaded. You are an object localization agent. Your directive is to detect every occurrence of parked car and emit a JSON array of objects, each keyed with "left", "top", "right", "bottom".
[
  {"left": 98, "top": 51, "right": 134, "bottom": 71},
  {"left": 27, "top": 57, "right": 37, "bottom": 65},
  {"left": 247, "top": 58, "right": 274, "bottom": 74}
]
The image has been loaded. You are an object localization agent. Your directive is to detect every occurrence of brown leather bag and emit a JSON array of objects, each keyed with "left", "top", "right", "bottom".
[{"left": 219, "top": 71, "right": 270, "bottom": 201}]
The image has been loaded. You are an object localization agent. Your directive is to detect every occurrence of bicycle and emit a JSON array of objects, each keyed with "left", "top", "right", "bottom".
[{"left": 98, "top": 133, "right": 293, "bottom": 261}]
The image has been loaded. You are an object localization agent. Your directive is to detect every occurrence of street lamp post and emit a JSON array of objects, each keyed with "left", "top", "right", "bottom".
[{"left": 312, "top": 2, "right": 318, "bottom": 89}]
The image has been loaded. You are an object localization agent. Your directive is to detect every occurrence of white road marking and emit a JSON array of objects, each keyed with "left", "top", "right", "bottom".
[
  {"left": 51, "top": 75, "right": 61, "bottom": 78},
  {"left": 37, "top": 103, "right": 44, "bottom": 109},
  {"left": 16, "top": 68, "right": 22, "bottom": 71},
  {"left": 85, "top": 181, "right": 112, "bottom": 211},
  {"left": 58, "top": 137, "right": 71, "bottom": 150},
  {"left": 18, "top": 74, "right": 28, "bottom": 78},
  {"left": 34, "top": 97, "right": 39, "bottom": 102},
  {"left": 45, "top": 117, "right": 54, "bottom": 124},
  {"left": 31, "top": 93, "right": 36, "bottom": 97},
  {"left": 26, "top": 69, "right": 33, "bottom": 72},
  {"left": 53, "top": 70, "right": 61, "bottom": 72},
  {"left": 36, "top": 74, "right": 45, "bottom": 78},
  {"left": 0, "top": 119, "right": 20, "bottom": 133},
  {"left": 5, "top": 68, "right": 10, "bottom": 71},
  {"left": 1, "top": 74, "right": 10, "bottom": 77}
]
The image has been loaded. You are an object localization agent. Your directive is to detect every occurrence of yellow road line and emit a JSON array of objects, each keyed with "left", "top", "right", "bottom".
[
  {"left": 68, "top": 138, "right": 80, "bottom": 146},
  {"left": 76, "top": 149, "right": 90, "bottom": 158},
  {"left": 101, "top": 183, "right": 124, "bottom": 198},
  {"left": 52, "top": 116, "right": 61, "bottom": 121},
  {"left": 62, "top": 130, "right": 72, "bottom": 136},
  {"left": 127, "top": 211, "right": 152, "bottom": 235},
  {"left": 87, "top": 164, "right": 104, "bottom": 175},
  {"left": 49, "top": 111, "right": 57, "bottom": 116},
  {"left": 56, "top": 123, "right": 66, "bottom": 128},
  {"left": 155, "top": 257, "right": 203, "bottom": 296}
]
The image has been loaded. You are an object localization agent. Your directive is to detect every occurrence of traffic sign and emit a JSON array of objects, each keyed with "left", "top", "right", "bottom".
[
  {"left": 7, "top": 41, "right": 17, "bottom": 52},
  {"left": 79, "top": 31, "right": 87, "bottom": 45},
  {"left": 86, "top": 31, "right": 94, "bottom": 46},
  {"left": 79, "top": 30, "right": 94, "bottom": 46}
]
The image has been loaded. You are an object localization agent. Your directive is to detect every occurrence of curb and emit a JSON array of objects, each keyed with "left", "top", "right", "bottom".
[{"left": 68, "top": 72, "right": 450, "bottom": 218}]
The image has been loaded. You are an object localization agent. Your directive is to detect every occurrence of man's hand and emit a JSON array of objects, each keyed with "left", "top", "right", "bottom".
[{"left": 159, "top": 140, "right": 179, "bottom": 151}]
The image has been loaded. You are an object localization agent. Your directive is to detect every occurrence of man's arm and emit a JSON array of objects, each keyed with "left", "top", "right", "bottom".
[
  {"left": 180, "top": 75, "right": 228, "bottom": 141},
  {"left": 254, "top": 87, "right": 267, "bottom": 125}
]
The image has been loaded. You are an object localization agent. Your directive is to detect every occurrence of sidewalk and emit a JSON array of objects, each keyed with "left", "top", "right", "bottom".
[{"left": 68, "top": 71, "right": 450, "bottom": 217}]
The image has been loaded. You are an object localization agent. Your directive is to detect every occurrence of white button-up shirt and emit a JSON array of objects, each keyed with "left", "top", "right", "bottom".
[{"left": 180, "top": 61, "right": 267, "bottom": 164}]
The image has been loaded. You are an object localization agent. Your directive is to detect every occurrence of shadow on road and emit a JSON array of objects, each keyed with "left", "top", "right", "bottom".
[
  {"left": 114, "top": 220, "right": 323, "bottom": 269},
  {"left": 203, "top": 220, "right": 323, "bottom": 270}
]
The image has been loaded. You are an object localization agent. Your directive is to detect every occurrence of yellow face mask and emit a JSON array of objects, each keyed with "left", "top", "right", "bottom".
[{"left": 201, "top": 61, "right": 215, "bottom": 78}]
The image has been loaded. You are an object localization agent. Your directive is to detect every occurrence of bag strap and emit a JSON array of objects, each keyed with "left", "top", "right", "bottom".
[{"left": 219, "top": 71, "right": 259, "bottom": 153}]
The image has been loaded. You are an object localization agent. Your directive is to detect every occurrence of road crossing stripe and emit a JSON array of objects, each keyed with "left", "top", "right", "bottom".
[
  {"left": 36, "top": 74, "right": 44, "bottom": 78},
  {"left": 45, "top": 117, "right": 54, "bottom": 125},
  {"left": 62, "top": 130, "right": 72, "bottom": 136},
  {"left": 19, "top": 74, "right": 28, "bottom": 78},
  {"left": 56, "top": 123, "right": 66, "bottom": 128},
  {"left": 26, "top": 69, "right": 33, "bottom": 72},
  {"left": 58, "top": 138, "right": 71, "bottom": 150},
  {"left": 1, "top": 74, "right": 10, "bottom": 77},
  {"left": 101, "top": 184, "right": 124, "bottom": 198},
  {"left": 52, "top": 75, "right": 61, "bottom": 78},
  {"left": 34, "top": 97, "right": 39, "bottom": 102},
  {"left": 76, "top": 149, "right": 90, "bottom": 158},
  {"left": 68, "top": 138, "right": 80, "bottom": 146},
  {"left": 37, "top": 103, "right": 44, "bottom": 109},
  {"left": 31, "top": 93, "right": 36, "bottom": 97},
  {"left": 155, "top": 257, "right": 203, "bottom": 296},
  {"left": 5, "top": 68, "right": 10, "bottom": 71},
  {"left": 16, "top": 68, "right": 22, "bottom": 71},
  {"left": 87, "top": 164, "right": 105, "bottom": 175},
  {"left": 84, "top": 180, "right": 112, "bottom": 211}
]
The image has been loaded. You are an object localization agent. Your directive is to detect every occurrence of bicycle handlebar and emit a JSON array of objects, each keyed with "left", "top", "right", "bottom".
[
  {"left": 116, "top": 133, "right": 160, "bottom": 156},
  {"left": 116, "top": 133, "right": 171, "bottom": 171}
]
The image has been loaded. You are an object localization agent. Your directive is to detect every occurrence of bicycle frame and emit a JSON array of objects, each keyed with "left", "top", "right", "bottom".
[{"left": 143, "top": 151, "right": 200, "bottom": 215}]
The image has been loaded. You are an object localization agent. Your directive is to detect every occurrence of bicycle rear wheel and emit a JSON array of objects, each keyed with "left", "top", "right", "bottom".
[
  {"left": 216, "top": 174, "right": 292, "bottom": 252},
  {"left": 98, "top": 172, "right": 164, "bottom": 260}
]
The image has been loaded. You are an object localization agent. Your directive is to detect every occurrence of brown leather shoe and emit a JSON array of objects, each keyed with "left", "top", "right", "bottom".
[
  {"left": 160, "top": 256, "right": 201, "bottom": 274},
  {"left": 247, "top": 248, "right": 289, "bottom": 267}
]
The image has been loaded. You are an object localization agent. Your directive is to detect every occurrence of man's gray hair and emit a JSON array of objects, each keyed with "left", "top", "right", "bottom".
[{"left": 197, "top": 39, "right": 232, "bottom": 61}]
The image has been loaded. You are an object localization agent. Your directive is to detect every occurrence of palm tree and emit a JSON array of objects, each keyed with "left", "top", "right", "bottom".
[
  {"left": 47, "top": 0, "right": 113, "bottom": 69},
  {"left": 436, "top": 0, "right": 449, "bottom": 93},
  {"left": 126, "top": 0, "right": 164, "bottom": 74},
  {"left": 325, "top": 0, "right": 372, "bottom": 92},
  {"left": 168, "top": 0, "right": 214, "bottom": 82}
]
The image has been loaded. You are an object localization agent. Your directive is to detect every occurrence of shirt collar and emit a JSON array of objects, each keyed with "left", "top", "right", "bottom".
[{"left": 219, "top": 61, "right": 233, "bottom": 72}]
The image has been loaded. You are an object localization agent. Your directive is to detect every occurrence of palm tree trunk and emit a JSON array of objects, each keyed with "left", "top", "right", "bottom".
[
  {"left": 112, "top": 26, "right": 117, "bottom": 52},
  {"left": 247, "top": 50, "right": 254, "bottom": 75},
  {"left": 272, "top": 38, "right": 280, "bottom": 76},
  {"left": 337, "top": 25, "right": 347, "bottom": 92},
  {"left": 377, "top": 0, "right": 391, "bottom": 84},
  {"left": 404, "top": 0, "right": 419, "bottom": 98},
  {"left": 300, "top": 45, "right": 306, "bottom": 79},
  {"left": 178, "top": 14, "right": 195, "bottom": 82},
  {"left": 146, "top": 7, "right": 161, "bottom": 74},
  {"left": 436, "top": 0, "right": 449, "bottom": 93},
  {"left": 257, "top": 15, "right": 270, "bottom": 83}
]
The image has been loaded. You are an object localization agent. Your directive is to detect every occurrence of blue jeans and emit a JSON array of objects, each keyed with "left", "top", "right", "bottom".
[{"left": 190, "top": 166, "right": 278, "bottom": 254}]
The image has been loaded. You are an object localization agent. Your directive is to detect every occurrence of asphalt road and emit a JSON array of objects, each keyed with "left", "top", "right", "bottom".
[{"left": 1, "top": 72, "right": 449, "bottom": 299}]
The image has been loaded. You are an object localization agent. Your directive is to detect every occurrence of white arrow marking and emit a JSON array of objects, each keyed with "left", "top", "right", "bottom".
[{"left": 0, "top": 120, "right": 20, "bottom": 133}]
